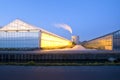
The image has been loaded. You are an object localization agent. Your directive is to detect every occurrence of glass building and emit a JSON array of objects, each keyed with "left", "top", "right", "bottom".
[
  {"left": 0, "top": 19, "right": 72, "bottom": 49},
  {"left": 83, "top": 30, "right": 120, "bottom": 50}
]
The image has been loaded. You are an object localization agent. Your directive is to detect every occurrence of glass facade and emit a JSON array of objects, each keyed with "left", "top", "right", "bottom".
[
  {"left": 83, "top": 30, "right": 120, "bottom": 50},
  {"left": 113, "top": 30, "right": 120, "bottom": 50},
  {"left": 41, "top": 32, "right": 72, "bottom": 49},
  {"left": 83, "top": 35, "right": 113, "bottom": 50},
  {"left": 0, "top": 31, "right": 40, "bottom": 48},
  {"left": 0, "top": 19, "right": 73, "bottom": 49}
]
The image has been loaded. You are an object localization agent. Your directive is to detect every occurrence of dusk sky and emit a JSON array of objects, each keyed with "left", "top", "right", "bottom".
[{"left": 0, "top": 0, "right": 120, "bottom": 41}]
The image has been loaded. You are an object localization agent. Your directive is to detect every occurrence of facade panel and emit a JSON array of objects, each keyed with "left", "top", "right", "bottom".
[
  {"left": 83, "top": 35, "right": 113, "bottom": 50},
  {"left": 0, "top": 31, "right": 40, "bottom": 48},
  {"left": 41, "top": 32, "right": 72, "bottom": 49},
  {"left": 0, "top": 19, "right": 73, "bottom": 49},
  {"left": 113, "top": 30, "right": 120, "bottom": 50},
  {"left": 0, "top": 19, "right": 41, "bottom": 49},
  {"left": 83, "top": 30, "right": 120, "bottom": 50}
]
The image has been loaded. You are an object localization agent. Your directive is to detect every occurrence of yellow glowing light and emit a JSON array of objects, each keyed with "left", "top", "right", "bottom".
[
  {"left": 41, "top": 32, "right": 72, "bottom": 49},
  {"left": 84, "top": 35, "right": 112, "bottom": 50}
]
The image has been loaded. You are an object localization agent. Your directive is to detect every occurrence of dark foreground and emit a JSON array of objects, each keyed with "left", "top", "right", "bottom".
[
  {"left": 0, "top": 66, "right": 120, "bottom": 80},
  {"left": 0, "top": 50, "right": 120, "bottom": 63}
]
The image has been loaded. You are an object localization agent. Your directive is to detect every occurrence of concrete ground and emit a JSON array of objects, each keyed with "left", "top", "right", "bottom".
[
  {"left": 40, "top": 45, "right": 119, "bottom": 54},
  {"left": 41, "top": 45, "right": 96, "bottom": 52}
]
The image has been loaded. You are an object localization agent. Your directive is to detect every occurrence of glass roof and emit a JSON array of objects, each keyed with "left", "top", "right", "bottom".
[{"left": 0, "top": 19, "right": 39, "bottom": 31}]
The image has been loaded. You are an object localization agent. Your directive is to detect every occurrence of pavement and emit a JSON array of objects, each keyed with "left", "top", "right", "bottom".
[{"left": 0, "top": 45, "right": 120, "bottom": 54}]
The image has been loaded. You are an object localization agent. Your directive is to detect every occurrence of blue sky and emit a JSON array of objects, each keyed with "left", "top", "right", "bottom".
[{"left": 0, "top": 0, "right": 120, "bottom": 41}]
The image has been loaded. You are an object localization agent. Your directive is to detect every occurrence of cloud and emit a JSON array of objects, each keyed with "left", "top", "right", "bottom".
[{"left": 55, "top": 24, "right": 72, "bottom": 34}]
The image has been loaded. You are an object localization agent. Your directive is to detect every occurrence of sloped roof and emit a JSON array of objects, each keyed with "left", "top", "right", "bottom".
[
  {"left": 0, "top": 19, "right": 39, "bottom": 31},
  {"left": 0, "top": 19, "right": 70, "bottom": 41},
  {"left": 86, "top": 29, "right": 120, "bottom": 42}
]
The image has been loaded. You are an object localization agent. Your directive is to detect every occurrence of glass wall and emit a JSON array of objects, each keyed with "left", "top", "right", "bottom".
[
  {"left": 0, "top": 19, "right": 73, "bottom": 49},
  {"left": 41, "top": 32, "right": 72, "bottom": 49},
  {"left": 0, "top": 31, "right": 40, "bottom": 48},
  {"left": 84, "top": 35, "right": 113, "bottom": 50},
  {"left": 113, "top": 30, "right": 120, "bottom": 50}
]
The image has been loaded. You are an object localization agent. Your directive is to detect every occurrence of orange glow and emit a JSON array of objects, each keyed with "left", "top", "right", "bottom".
[
  {"left": 84, "top": 35, "right": 112, "bottom": 50},
  {"left": 41, "top": 32, "right": 72, "bottom": 49}
]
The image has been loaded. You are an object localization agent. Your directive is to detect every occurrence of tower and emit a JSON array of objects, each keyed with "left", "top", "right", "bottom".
[{"left": 71, "top": 36, "right": 79, "bottom": 44}]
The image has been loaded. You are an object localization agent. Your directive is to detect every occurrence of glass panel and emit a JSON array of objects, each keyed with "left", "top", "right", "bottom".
[
  {"left": 84, "top": 35, "right": 113, "bottom": 50},
  {"left": 113, "top": 31, "right": 120, "bottom": 50},
  {"left": 0, "top": 31, "right": 40, "bottom": 48},
  {"left": 41, "top": 32, "right": 72, "bottom": 49}
]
